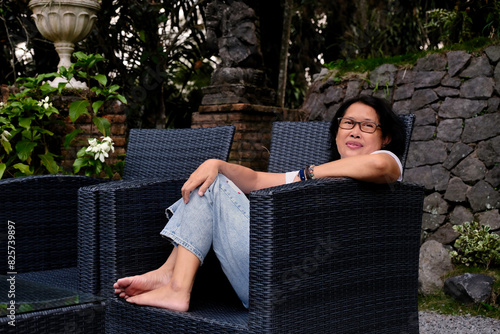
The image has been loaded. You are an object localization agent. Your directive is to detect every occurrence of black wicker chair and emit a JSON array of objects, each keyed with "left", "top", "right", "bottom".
[
  {"left": 77, "top": 126, "right": 236, "bottom": 297},
  {"left": 0, "top": 175, "right": 108, "bottom": 333},
  {"left": 105, "top": 116, "right": 424, "bottom": 334}
]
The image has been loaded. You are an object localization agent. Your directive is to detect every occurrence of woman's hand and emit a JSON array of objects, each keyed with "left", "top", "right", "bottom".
[{"left": 181, "top": 159, "right": 222, "bottom": 203}]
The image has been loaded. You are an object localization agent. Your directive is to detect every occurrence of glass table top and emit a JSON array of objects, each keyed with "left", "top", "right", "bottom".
[{"left": 0, "top": 275, "right": 103, "bottom": 316}]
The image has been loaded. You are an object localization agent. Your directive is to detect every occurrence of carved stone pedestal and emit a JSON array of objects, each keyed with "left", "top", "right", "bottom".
[{"left": 201, "top": 84, "right": 276, "bottom": 106}]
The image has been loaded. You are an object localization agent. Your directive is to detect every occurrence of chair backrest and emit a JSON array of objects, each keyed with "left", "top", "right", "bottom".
[
  {"left": 267, "top": 114, "right": 415, "bottom": 174},
  {"left": 123, "top": 126, "right": 235, "bottom": 180},
  {"left": 267, "top": 121, "right": 332, "bottom": 173}
]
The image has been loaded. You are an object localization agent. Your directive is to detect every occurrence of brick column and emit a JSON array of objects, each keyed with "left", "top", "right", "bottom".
[{"left": 192, "top": 104, "right": 300, "bottom": 171}]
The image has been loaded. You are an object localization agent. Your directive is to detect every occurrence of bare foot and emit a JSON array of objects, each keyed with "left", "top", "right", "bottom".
[
  {"left": 126, "top": 281, "right": 191, "bottom": 312},
  {"left": 114, "top": 247, "right": 178, "bottom": 298},
  {"left": 113, "top": 268, "right": 172, "bottom": 299}
]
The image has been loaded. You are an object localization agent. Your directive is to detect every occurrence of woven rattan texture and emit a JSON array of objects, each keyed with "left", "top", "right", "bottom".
[
  {"left": 248, "top": 178, "right": 423, "bottom": 333},
  {"left": 267, "top": 121, "right": 332, "bottom": 173},
  {"left": 0, "top": 175, "right": 106, "bottom": 275},
  {"left": 0, "top": 301, "right": 105, "bottom": 334},
  {"left": 123, "top": 126, "right": 235, "bottom": 180},
  {"left": 107, "top": 298, "right": 248, "bottom": 333},
  {"left": 78, "top": 184, "right": 103, "bottom": 295},
  {"left": 97, "top": 179, "right": 186, "bottom": 298},
  {"left": 17, "top": 267, "right": 79, "bottom": 291}
]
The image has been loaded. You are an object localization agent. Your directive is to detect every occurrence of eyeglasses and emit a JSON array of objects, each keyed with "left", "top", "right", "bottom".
[{"left": 337, "top": 117, "right": 381, "bottom": 133}]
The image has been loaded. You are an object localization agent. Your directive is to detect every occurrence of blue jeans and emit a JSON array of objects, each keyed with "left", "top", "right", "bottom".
[{"left": 160, "top": 174, "right": 250, "bottom": 308}]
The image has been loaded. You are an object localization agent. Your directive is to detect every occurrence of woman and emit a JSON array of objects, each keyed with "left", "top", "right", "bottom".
[{"left": 113, "top": 95, "right": 406, "bottom": 312}]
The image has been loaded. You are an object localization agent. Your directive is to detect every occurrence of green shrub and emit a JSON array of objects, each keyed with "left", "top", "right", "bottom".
[
  {"left": 0, "top": 52, "right": 126, "bottom": 179},
  {"left": 450, "top": 221, "right": 500, "bottom": 269},
  {"left": 0, "top": 73, "right": 62, "bottom": 178}
]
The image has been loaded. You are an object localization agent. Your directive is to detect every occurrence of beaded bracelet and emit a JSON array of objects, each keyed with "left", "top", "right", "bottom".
[{"left": 308, "top": 165, "right": 316, "bottom": 179}]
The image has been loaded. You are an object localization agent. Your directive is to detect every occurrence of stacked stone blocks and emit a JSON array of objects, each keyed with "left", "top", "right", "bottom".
[{"left": 302, "top": 45, "right": 500, "bottom": 245}]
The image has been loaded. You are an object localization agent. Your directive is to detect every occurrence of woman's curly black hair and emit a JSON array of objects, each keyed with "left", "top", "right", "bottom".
[{"left": 329, "top": 95, "right": 406, "bottom": 161}]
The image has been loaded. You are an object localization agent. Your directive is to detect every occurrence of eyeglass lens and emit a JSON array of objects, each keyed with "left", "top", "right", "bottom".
[{"left": 338, "top": 118, "right": 378, "bottom": 133}]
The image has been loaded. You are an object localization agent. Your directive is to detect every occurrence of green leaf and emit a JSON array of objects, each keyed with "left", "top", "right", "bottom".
[
  {"left": 21, "top": 129, "right": 39, "bottom": 141},
  {"left": 13, "top": 163, "right": 33, "bottom": 176},
  {"left": 58, "top": 66, "right": 68, "bottom": 77},
  {"left": 69, "top": 100, "right": 90, "bottom": 122},
  {"left": 108, "top": 85, "right": 120, "bottom": 93},
  {"left": 19, "top": 117, "right": 34, "bottom": 129},
  {"left": 73, "top": 51, "right": 87, "bottom": 61},
  {"left": 93, "top": 117, "right": 111, "bottom": 136},
  {"left": 139, "top": 30, "right": 147, "bottom": 42},
  {"left": 73, "top": 157, "right": 88, "bottom": 173},
  {"left": 116, "top": 94, "right": 127, "bottom": 104},
  {"left": 93, "top": 74, "right": 107, "bottom": 86},
  {"left": 103, "top": 164, "right": 113, "bottom": 179},
  {"left": 0, "top": 163, "right": 5, "bottom": 179},
  {"left": 44, "top": 106, "right": 59, "bottom": 117},
  {"left": 40, "top": 83, "right": 57, "bottom": 96},
  {"left": 57, "top": 81, "right": 67, "bottom": 94},
  {"left": 94, "top": 159, "right": 103, "bottom": 175},
  {"left": 76, "top": 146, "right": 88, "bottom": 158},
  {"left": 92, "top": 100, "right": 104, "bottom": 114},
  {"left": 64, "top": 129, "right": 83, "bottom": 149},
  {"left": 90, "top": 87, "right": 103, "bottom": 97},
  {"left": 39, "top": 153, "right": 59, "bottom": 174},
  {"left": 1, "top": 140, "right": 12, "bottom": 154},
  {"left": 78, "top": 71, "right": 88, "bottom": 79},
  {"left": 15, "top": 141, "right": 37, "bottom": 161}
]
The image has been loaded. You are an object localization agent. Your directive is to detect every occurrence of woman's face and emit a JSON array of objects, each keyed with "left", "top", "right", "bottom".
[{"left": 335, "top": 102, "right": 391, "bottom": 159}]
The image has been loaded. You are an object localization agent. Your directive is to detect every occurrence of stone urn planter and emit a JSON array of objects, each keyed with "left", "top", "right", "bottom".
[{"left": 28, "top": 0, "right": 101, "bottom": 89}]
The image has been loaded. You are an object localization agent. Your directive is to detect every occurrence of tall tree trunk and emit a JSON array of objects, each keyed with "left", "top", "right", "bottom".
[{"left": 277, "top": 0, "right": 293, "bottom": 108}]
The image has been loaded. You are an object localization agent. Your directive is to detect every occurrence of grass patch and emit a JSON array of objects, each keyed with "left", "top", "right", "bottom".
[
  {"left": 418, "top": 265, "right": 500, "bottom": 319},
  {"left": 325, "top": 53, "right": 426, "bottom": 75},
  {"left": 324, "top": 37, "right": 500, "bottom": 76},
  {"left": 444, "top": 37, "right": 496, "bottom": 53}
]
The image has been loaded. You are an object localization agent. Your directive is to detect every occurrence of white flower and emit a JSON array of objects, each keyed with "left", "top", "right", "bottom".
[
  {"left": 1, "top": 130, "right": 11, "bottom": 142},
  {"left": 85, "top": 138, "right": 98, "bottom": 152},
  {"left": 100, "top": 136, "right": 115, "bottom": 153},
  {"left": 37, "top": 96, "right": 53, "bottom": 109},
  {"left": 95, "top": 151, "right": 108, "bottom": 163},
  {"left": 85, "top": 136, "right": 114, "bottom": 162},
  {"left": 0, "top": 102, "right": 4, "bottom": 109}
]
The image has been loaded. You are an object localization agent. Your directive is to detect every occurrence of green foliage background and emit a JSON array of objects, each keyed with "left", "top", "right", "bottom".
[{"left": 2, "top": 0, "right": 500, "bottom": 129}]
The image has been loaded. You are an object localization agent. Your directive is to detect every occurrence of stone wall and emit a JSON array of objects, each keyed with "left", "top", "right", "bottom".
[{"left": 301, "top": 45, "right": 500, "bottom": 244}]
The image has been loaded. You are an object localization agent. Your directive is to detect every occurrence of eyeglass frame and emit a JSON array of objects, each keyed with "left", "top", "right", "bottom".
[{"left": 337, "top": 117, "right": 381, "bottom": 133}]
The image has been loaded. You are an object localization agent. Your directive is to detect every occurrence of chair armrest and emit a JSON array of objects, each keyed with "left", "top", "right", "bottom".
[
  {"left": 0, "top": 175, "right": 108, "bottom": 273},
  {"left": 78, "top": 178, "right": 186, "bottom": 297},
  {"left": 248, "top": 178, "right": 424, "bottom": 333}
]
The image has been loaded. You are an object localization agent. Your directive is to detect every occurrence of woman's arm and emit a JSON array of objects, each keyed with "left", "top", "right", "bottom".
[
  {"left": 181, "top": 159, "right": 285, "bottom": 203},
  {"left": 182, "top": 152, "right": 400, "bottom": 203},
  {"left": 299, "top": 152, "right": 401, "bottom": 184}
]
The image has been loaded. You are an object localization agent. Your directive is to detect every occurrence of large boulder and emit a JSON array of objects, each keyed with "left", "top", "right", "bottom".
[
  {"left": 444, "top": 273, "right": 496, "bottom": 304},
  {"left": 418, "top": 240, "right": 454, "bottom": 295}
]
